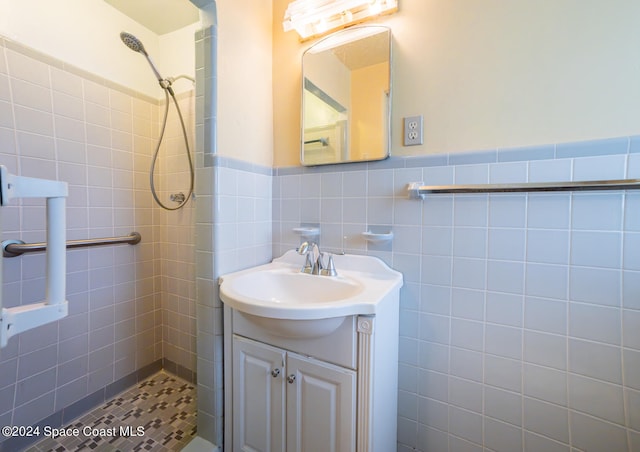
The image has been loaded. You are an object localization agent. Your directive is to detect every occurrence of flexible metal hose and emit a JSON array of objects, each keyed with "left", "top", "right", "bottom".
[{"left": 149, "top": 87, "right": 194, "bottom": 210}]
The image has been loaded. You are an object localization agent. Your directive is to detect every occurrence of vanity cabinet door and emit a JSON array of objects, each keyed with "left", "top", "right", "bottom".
[
  {"left": 233, "top": 336, "right": 286, "bottom": 452},
  {"left": 285, "top": 353, "right": 356, "bottom": 452}
]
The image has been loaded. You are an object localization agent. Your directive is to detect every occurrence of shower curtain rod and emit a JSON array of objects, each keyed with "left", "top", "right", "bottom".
[
  {"left": 2, "top": 232, "right": 141, "bottom": 258},
  {"left": 408, "top": 178, "right": 640, "bottom": 198}
]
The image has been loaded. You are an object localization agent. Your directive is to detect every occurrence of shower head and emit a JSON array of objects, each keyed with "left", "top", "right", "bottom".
[
  {"left": 120, "top": 31, "right": 165, "bottom": 84},
  {"left": 120, "top": 32, "right": 148, "bottom": 55}
]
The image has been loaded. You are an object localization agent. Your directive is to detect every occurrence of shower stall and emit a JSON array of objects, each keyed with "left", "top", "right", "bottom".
[{"left": 0, "top": 1, "right": 220, "bottom": 450}]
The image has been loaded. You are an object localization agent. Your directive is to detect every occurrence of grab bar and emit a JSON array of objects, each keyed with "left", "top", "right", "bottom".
[
  {"left": 0, "top": 165, "right": 68, "bottom": 348},
  {"left": 408, "top": 179, "right": 640, "bottom": 198},
  {"left": 2, "top": 232, "right": 141, "bottom": 258}
]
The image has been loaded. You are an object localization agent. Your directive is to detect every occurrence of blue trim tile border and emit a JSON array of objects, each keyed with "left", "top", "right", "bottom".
[
  {"left": 497, "top": 144, "right": 555, "bottom": 162},
  {"left": 211, "top": 155, "right": 273, "bottom": 176},
  {"left": 555, "top": 137, "right": 629, "bottom": 159},
  {"left": 448, "top": 149, "right": 498, "bottom": 166},
  {"left": 631, "top": 136, "right": 640, "bottom": 154},
  {"left": 273, "top": 135, "right": 640, "bottom": 175}
]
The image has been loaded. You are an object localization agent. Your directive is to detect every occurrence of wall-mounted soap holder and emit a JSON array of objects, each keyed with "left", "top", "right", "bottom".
[
  {"left": 293, "top": 226, "right": 320, "bottom": 242},
  {"left": 362, "top": 231, "right": 394, "bottom": 243}
]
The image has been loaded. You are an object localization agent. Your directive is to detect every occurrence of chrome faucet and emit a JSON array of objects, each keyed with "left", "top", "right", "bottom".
[
  {"left": 297, "top": 242, "right": 337, "bottom": 276},
  {"left": 297, "top": 241, "right": 315, "bottom": 274}
]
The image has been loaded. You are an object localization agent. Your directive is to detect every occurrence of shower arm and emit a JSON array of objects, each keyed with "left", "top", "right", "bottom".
[
  {"left": 167, "top": 74, "right": 196, "bottom": 84},
  {"left": 161, "top": 75, "right": 195, "bottom": 95}
]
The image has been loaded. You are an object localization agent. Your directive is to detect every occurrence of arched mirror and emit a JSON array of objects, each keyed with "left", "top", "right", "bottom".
[{"left": 301, "top": 26, "right": 392, "bottom": 166}]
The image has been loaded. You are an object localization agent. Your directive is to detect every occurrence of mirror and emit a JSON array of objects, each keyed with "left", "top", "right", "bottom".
[{"left": 301, "top": 26, "right": 391, "bottom": 166}]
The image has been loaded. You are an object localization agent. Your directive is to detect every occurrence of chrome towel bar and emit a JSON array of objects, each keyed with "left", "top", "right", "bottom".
[
  {"left": 408, "top": 179, "right": 640, "bottom": 198},
  {"left": 2, "top": 232, "right": 141, "bottom": 258}
]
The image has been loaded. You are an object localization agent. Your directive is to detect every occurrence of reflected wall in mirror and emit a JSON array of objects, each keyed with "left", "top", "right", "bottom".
[{"left": 301, "top": 26, "right": 391, "bottom": 166}]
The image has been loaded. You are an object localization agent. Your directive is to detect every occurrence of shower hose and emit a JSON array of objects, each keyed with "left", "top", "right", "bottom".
[{"left": 150, "top": 81, "right": 194, "bottom": 211}]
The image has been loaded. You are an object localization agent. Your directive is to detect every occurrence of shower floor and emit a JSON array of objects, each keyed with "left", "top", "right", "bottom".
[{"left": 27, "top": 371, "right": 196, "bottom": 452}]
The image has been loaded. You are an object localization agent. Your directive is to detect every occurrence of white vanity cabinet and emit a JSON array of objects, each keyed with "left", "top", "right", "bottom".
[
  {"left": 232, "top": 335, "right": 356, "bottom": 452},
  {"left": 224, "top": 303, "right": 400, "bottom": 452}
]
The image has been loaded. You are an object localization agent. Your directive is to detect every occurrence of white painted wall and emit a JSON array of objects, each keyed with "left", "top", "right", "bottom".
[
  {"left": 0, "top": 0, "right": 277, "bottom": 166},
  {"left": 273, "top": 0, "right": 640, "bottom": 166},
  {"left": 0, "top": 0, "right": 197, "bottom": 99},
  {"left": 385, "top": 0, "right": 640, "bottom": 156},
  {"left": 158, "top": 24, "right": 199, "bottom": 94},
  {"left": 215, "top": 0, "right": 273, "bottom": 167}
]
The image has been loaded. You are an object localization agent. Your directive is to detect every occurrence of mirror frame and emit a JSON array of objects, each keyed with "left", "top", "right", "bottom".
[{"left": 300, "top": 25, "right": 392, "bottom": 166}]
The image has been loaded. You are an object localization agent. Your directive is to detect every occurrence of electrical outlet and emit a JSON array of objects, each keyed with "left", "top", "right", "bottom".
[{"left": 403, "top": 115, "right": 423, "bottom": 146}]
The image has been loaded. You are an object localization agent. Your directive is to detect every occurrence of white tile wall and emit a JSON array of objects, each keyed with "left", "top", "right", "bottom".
[
  {"left": 193, "top": 159, "right": 272, "bottom": 447},
  {"left": 273, "top": 140, "right": 640, "bottom": 452},
  {"left": 157, "top": 91, "right": 197, "bottom": 377}
]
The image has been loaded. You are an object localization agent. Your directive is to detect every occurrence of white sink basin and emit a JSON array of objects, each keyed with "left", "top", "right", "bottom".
[
  {"left": 219, "top": 250, "right": 403, "bottom": 322},
  {"left": 228, "top": 269, "right": 363, "bottom": 304}
]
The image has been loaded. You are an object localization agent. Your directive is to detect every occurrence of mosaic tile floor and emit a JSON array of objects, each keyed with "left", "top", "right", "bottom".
[{"left": 27, "top": 371, "right": 196, "bottom": 452}]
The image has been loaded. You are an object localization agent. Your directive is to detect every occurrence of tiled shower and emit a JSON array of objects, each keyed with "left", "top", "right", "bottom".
[{"left": 0, "top": 36, "right": 196, "bottom": 448}]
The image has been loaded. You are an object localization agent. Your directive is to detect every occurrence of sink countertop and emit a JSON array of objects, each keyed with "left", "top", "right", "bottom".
[{"left": 219, "top": 250, "right": 403, "bottom": 320}]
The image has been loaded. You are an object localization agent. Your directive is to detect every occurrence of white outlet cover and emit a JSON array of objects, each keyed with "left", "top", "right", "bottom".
[{"left": 403, "top": 115, "right": 423, "bottom": 146}]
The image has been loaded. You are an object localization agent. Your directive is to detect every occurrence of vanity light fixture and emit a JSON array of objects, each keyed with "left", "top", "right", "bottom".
[{"left": 283, "top": 0, "right": 397, "bottom": 40}]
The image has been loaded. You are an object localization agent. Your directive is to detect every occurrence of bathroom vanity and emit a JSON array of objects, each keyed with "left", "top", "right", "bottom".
[{"left": 220, "top": 251, "right": 403, "bottom": 451}]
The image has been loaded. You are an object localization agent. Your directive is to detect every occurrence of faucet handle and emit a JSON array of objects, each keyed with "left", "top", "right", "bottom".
[
  {"left": 301, "top": 251, "right": 314, "bottom": 274},
  {"left": 311, "top": 251, "right": 325, "bottom": 275},
  {"left": 298, "top": 242, "right": 315, "bottom": 273},
  {"left": 321, "top": 254, "right": 338, "bottom": 277}
]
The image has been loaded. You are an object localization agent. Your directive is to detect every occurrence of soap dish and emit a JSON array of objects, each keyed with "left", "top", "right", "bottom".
[
  {"left": 293, "top": 227, "right": 320, "bottom": 241},
  {"left": 362, "top": 231, "right": 394, "bottom": 243}
]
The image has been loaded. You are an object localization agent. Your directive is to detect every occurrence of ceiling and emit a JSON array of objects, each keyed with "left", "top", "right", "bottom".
[
  {"left": 104, "top": 0, "right": 200, "bottom": 35},
  {"left": 332, "top": 30, "right": 389, "bottom": 70}
]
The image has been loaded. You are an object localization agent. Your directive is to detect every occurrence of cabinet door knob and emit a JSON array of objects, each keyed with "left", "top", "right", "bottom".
[
  {"left": 271, "top": 368, "right": 280, "bottom": 378},
  {"left": 287, "top": 374, "right": 296, "bottom": 384}
]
